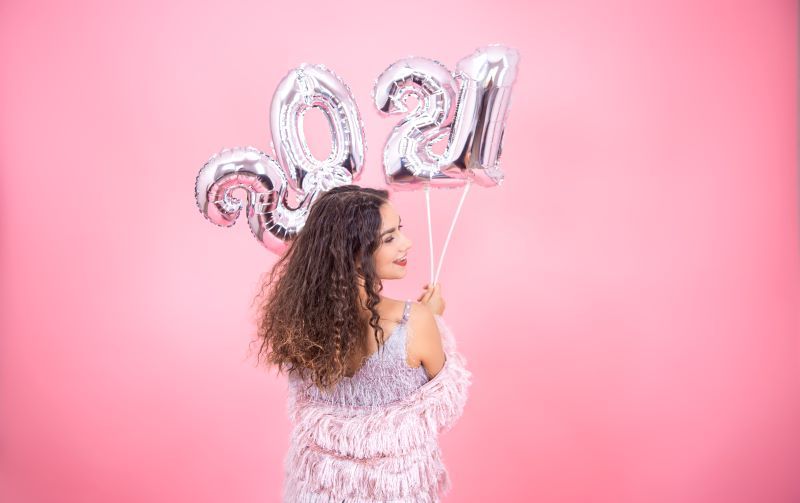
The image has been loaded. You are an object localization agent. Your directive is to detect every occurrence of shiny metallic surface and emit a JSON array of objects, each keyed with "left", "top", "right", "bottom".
[
  {"left": 373, "top": 57, "right": 466, "bottom": 191},
  {"left": 441, "top": 45, "right": 520, "bottom": 187},
  {"left": 196, "top": 64, "right": 366, "bottom": 253}
]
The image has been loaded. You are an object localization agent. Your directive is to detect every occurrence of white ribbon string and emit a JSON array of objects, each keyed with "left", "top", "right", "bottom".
[
  {"left": 424, "top": 184, "right": 435, "bottom": 286},
  {"left": 434, "top": 180, "right": 472, "bottom": 285}
]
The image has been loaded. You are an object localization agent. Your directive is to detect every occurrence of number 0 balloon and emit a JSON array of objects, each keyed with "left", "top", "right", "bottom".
[{"left": 194, "top": 64, "right": 366, "bottom": 254}]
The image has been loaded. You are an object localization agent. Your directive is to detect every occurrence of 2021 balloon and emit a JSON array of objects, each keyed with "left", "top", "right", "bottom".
[{"left": 195, "top": 64, "right": 366, "bottom": 254}]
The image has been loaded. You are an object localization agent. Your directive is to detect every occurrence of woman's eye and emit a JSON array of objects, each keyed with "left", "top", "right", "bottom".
[{"left": 384, "top": 225, "right": 403, "bottom": 244}]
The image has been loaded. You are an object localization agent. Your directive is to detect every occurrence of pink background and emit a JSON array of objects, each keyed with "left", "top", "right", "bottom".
[{"left": 1, "top": 0, "right": 798, "bottom": 502}]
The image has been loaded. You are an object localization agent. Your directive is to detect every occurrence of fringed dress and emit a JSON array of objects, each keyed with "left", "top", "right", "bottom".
[{"left": 283, "top": 299, "right": 473, "bottom": 502}]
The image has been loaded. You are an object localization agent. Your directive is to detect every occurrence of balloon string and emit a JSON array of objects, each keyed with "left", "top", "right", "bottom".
[
  {"left": 434, "top": 180, "right": 472, "bottom": 285},
  {"left": 424, "top": 184, "right": 435, "bottom": 286}
]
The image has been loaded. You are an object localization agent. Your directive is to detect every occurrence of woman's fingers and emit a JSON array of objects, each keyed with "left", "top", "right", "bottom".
[{"left": 417, "top": 283, "right": 442, "bottom": 305}]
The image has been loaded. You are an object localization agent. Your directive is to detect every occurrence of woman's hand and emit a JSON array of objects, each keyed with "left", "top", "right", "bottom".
[{"left": 417, "top": 283, "right": 445, "bottom": 316}]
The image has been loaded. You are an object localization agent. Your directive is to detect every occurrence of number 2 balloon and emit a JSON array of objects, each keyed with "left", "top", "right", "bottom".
[{"left": 373, "top": 44, "right": 520, "bottom": 191}]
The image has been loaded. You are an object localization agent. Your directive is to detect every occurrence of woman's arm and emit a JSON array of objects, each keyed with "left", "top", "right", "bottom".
[{"left": 408, "top": 303, "right": 446, "bottom": 379}]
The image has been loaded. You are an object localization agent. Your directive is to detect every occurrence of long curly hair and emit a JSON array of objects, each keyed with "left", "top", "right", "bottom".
[{"left": 251, "top": 184, "right": 392, "bottom": 392}]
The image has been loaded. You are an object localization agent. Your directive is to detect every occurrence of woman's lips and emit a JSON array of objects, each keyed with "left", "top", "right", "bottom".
[{"left": 393, "top": 257, "right": 407, "bottom": 266}]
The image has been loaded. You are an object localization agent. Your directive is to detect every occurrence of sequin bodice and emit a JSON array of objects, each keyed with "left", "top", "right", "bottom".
[{"left": 288, "top": 299, "right": 430, "bottom": 408}]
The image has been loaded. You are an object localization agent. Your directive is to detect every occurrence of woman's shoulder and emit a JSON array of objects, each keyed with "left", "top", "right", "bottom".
[
  {"left": 376, "top": 296, "right": 408, "bottom": 316},
  {"left": 377, "top": 297, "right": 435, "bottom": 330}
]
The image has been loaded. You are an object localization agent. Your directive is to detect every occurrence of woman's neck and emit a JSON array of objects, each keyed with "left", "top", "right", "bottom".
[{"left": 356, "top": 276, "right": 383, "bottom": 314}]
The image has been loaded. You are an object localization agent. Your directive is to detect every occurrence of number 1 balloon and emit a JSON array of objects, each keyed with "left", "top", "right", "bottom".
[
  {"left": 434, "top": 45, "right": 519, "bottom": 284},
  {"left": 195, "top": 64, "right": 366, "bottom": 254},
  {"left": 440, "top": 44, "right": 520, "bottom": 187}
]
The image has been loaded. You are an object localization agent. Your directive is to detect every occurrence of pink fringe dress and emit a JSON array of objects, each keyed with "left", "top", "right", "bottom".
[{"left": 283, "top": 299, "right": 473, "bottom": 502}]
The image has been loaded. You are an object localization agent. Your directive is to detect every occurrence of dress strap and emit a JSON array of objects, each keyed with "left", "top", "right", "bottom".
[{"left": 400, "top": 299, "right": 412, "bottom": 324}]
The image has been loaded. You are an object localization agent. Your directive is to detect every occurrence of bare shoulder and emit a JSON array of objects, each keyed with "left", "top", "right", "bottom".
[
  {"left": 407, "top": 303, "right": 446, "bottom": 379},
  {"left": 376, "top": 296, "right": 407, "bottom": 319}
]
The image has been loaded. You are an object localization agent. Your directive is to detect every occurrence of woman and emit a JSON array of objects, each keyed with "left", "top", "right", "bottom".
[{"left": 253, "top": 184, "right": 472, "bottom": 502}]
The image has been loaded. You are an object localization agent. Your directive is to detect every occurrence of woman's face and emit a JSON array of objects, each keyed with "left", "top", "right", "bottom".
[{"left": 373, "top": 203, "right": 412, "bottom": 280}]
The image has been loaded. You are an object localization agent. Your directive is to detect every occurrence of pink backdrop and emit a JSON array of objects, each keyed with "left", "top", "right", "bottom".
[{"left": 1, "top": 0, "right": 798, "bottom": 502}]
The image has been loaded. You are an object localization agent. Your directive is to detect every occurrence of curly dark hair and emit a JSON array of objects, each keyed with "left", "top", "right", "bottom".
[{"left": 251, "top": 184, "right": 392, "bottom": 392}]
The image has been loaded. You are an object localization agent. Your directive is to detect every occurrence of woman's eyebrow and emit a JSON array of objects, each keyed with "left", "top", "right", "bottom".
[{"left": 379, "top": 217, "right": 401, "bottom": 237}]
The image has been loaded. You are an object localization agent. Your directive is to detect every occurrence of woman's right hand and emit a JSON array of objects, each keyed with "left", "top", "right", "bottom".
[{"left": 417, "top": 283, "right": 445, "bottom": 316}]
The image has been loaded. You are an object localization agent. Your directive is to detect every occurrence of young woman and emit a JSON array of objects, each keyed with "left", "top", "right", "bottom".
[{"left": 253, "top": 184, "right": 472, "bottom": 502}]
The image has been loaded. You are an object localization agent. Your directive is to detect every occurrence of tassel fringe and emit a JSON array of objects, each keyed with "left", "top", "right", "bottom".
[{"left": 283, "top": 314, "right": 472, "bottom": 502}]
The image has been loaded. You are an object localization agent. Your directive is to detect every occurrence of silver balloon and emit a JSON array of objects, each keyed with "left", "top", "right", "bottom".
[
  {"left": 195, "top": 64, "right": 365, "bottom": 253},
  {"left": 195, "top": 146, "right": 319, "bottom": 254},
  {"left": 440, "top": 45, "right": 520, "bottom": 187},
  {"left": 372, "top": 57, "right": 466, "bottom": 191},
  {"left": 272, "top": 63, "right": 366, "bottom": 195}
]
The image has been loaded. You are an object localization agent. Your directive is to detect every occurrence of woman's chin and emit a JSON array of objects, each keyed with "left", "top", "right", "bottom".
[{"left": 385, "top": 269, "right": 407, "bottom": 279}]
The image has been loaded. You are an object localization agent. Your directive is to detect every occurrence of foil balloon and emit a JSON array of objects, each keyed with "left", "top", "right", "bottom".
[
  {"left": 440, "top": 45, "right": 520, "bottom": 187},
  {"left": 195, "top": 146, "right": 316, "bottom": 255},
  {"left": 195, "top": 64, "right": 366, "bottom": 254},
  {"left": 272, "top": 64, "right": 366, "bottom": 194},
  {"left": 373, "top": 46, "right": 519, "bottom": 191},
  {"left": 372, "top": 57, "right": 465, "bottom": 191}
]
